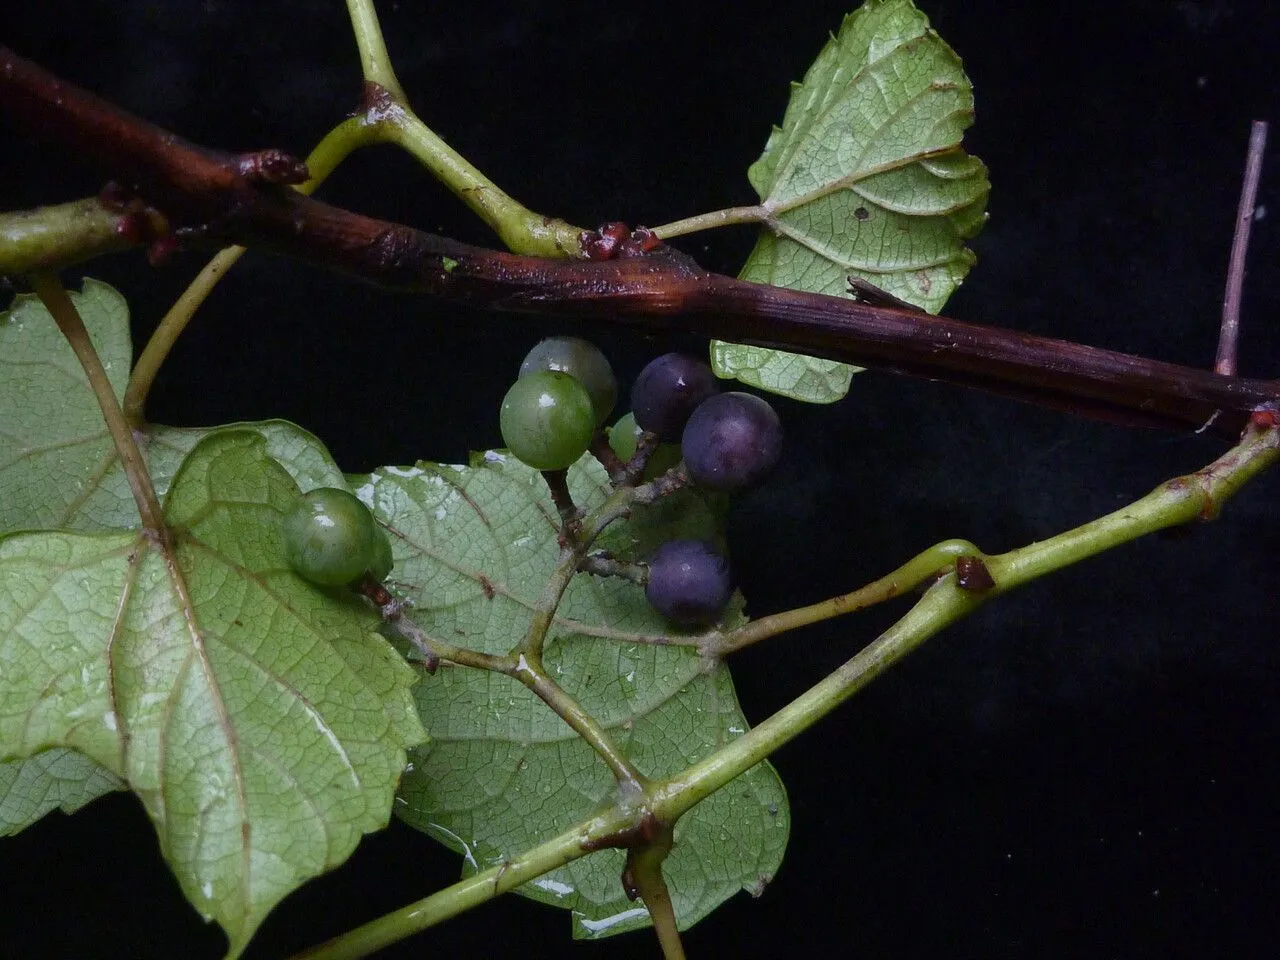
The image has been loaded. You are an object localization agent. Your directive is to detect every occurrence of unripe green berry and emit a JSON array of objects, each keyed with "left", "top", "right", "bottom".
[
  {"left": 608, "top": 411, "right": 643, "bottom": 462},
  {"left": 283, "top": 487, "right": 382, "bottom": 587},
  {"left": 519, "top": 336, "right": 617, "bottom": 426},
  {"left": 499, "top": 370, "right": 596, "bottom": 471},
  {"left": 608, "top": 412, "right": 682, "bottom": 480},
  {"left": 368, "top": 527, "right": 394, "bottom": 582}
]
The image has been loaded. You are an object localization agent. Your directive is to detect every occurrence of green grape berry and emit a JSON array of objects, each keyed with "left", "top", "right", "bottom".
[
  {"left": 500, "top": 370, "right": 596, "bottom": 470},
  {"left": 368, "top": 526, "right": 394, "bottom": 582},
  {"left": 607, "top": 411, "right": 682, "bottom": 480},
  {"left": 519, "top": 336, "right": 617, "bottom": 426},
  {"left": 607, "top": 411, "right": 643, "bottom": 462},
  {"left": 283, "top": 487, "right": 383, "bottom": 587}
]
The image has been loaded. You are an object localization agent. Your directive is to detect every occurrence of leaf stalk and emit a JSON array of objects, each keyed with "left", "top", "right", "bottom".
[
  {"left": 650, "top": 204, "right": 771, "bottom": 240},
  {"left": 29, "top": 273, "right": 167, "bottom": 535}
]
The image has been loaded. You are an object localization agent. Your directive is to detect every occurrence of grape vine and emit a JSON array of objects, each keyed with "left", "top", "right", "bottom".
[{"left": 1, "top": 1, "right": 1276, "bottom": 959}]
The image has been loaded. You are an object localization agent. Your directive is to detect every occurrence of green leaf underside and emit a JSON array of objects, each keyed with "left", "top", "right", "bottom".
[
  {"left": 355, "top": 453, "right": 789, "bottom": 938},
  {"left": 1, "top": 748, "right": 124, "bottom": 836},
  {"left": 0, "top": 277, "right": 373, "bottom": 910},
  {"left": 0, "top": 269, "right": 130, "bottom": 848},
  {"left": 715, "top": 0, "right": 989, "bottom": 403},
  {"left": 0, "top": 431, "right": 424, "bottom": 955},
  {"left": 0, "top": 281, "right": 345, "bottom": 534}
]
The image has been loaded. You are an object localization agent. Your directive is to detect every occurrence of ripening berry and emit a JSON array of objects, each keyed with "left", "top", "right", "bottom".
[{"left": 631, "top": 352, "right": 720, "bottom": 440}]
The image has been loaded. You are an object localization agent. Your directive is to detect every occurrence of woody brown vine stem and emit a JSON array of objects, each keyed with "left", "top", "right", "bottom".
[
  {"left": 1216, "top": 120, "right": 1269, "bottom": 378},
  {"left": 2, "top": 45, "right": 1276, "bottom": 437}
]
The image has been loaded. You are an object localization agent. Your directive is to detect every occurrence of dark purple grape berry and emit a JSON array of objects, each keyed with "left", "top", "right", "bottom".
[
  {"left": 645, "top": 539, "right": 732, "bottom": 627},
  {"left": 681, "top": 391, "right": 782, "bottom": 493},
  {"left": 631, "top": 353, "right": 720, "bottom": 440}
]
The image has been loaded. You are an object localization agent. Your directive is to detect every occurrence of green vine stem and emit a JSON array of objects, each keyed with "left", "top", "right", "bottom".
[
  {"left": 623, "top": 824, "right": 687, "bottom": 960},
  {"left": 343, "top": 0, "right": 583, "bottom": 257},
  {"left": 292, "top": 418, "right": 1277, "bottom": 960},
  {"left": 709, "top": 537, "right": 981, "bottom": 656},
  {"left": 382, "top": 115, "right": 583, "bottom": 256},
  {"left": 343, "top": 0, "right": 406, "bottom": 103},
  {"left": 292, "top": 799, "right": 644, "bottom": 960},
  {"left": 0, "top": 198, "right": 132, "bottom": 274},
  {"left": 651, "top": 417, "right": 1280, "bottom": 822},
  {"left": 29, "top": 272, "right": 167, "bottom": 536}
]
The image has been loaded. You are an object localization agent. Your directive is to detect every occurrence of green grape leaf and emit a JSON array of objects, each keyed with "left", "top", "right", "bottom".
[
  {"left": 1, "top": 279, "right": 131, "bottom": 528},
  {"left": 0, "top": 279, "right": 362, "bottom": 845},
  {"left": 0, "top": 431, "right": 425, "bottom": 956},
  {"left": 714, "top": 0, "right": 989, "bottom": 403},
  {"left": 1, "top": 280, "right": 345, "bottom": 535},
  {"left": 356, "top": 453, "right": 789, "bottom": 938},
  {"left": 1, "top": 748, "right": 124, "bottom": 836}
]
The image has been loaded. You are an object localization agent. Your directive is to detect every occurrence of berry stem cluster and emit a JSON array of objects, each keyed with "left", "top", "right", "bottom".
[{"left": 300, "top": 414, "right": 1279, "bottom": 960}]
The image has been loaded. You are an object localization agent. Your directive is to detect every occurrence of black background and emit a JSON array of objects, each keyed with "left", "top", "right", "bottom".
[{"left": 3, "top": 1, "right": 1279, "bottom": 958}]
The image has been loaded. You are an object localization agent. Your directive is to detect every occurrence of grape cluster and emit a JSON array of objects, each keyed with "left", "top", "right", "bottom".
[{"left": 499, "top": 339, "right": 785, "bottom": 628}]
